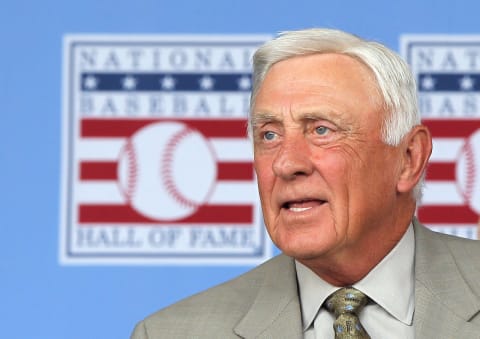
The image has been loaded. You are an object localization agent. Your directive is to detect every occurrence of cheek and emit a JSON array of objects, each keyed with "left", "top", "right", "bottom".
[
  {"left": 351, "top": 145, "right": 399, "bottom": 189},
  {"left": 321, "top": 142, "right": 379, "bottom": 176},
  {"left": 311, "top": 147, "right": 367, "bottom": 215},
  {"left": 254, "top": 158, "right": 274, "bottom": 199},
  {"left": 334, "top": 146, "right": 399, "bottom": 219},
  {"left": 311, "top": 148, "right": 352, "bottom": 181}
]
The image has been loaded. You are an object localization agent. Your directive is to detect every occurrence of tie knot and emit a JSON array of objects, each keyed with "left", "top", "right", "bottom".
[{"left": 325, "top": 287, "right": 369, "bottom": 316}]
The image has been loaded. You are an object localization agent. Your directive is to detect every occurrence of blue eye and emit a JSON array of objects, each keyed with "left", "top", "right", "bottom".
[
  {"left": 263, "top": 131, "right": 277, "bottom": 141},
  {"left": 315, "top": 126, "right": 330, "bottom": 135}
]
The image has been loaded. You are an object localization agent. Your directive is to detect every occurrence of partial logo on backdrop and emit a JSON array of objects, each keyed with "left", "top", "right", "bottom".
[
  {"left": 61, "top": 35, "right": 272, "bottom": 264},
  {"left": 402, "top": 35, "right": 480, "bottom": 239}
]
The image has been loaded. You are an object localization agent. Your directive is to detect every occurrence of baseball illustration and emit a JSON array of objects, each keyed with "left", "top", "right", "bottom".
[
  {"left": 117, "top": 121, "right": 217, "bottom": 221},
  {"left": 456, "top": 129, "right": 480, "bottom": 214}
]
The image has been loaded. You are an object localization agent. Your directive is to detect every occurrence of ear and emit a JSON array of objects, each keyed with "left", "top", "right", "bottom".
[{"left": 396, "top": 125, "right": 432, "bottom": 194}]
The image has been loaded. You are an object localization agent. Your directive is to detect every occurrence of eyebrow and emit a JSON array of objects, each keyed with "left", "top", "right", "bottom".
[
  {"left": 250, "top": 112, "right": 282, "bottom": 129},
  {"left": 251, "top": 110, "right": 343, "bottom": 128}
]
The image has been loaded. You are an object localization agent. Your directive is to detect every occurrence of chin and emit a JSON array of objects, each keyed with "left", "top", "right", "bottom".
[{"left": 275, "top": 234, "right": 332, "bottom": 261}]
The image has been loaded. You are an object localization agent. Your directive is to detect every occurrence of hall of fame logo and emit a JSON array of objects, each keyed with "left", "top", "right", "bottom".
[
  {"left": 402, "top": 35, "right": 480, "bottom": 239},
  {"left": 60, "top": 35, "right": 272, "bottom": 264}
]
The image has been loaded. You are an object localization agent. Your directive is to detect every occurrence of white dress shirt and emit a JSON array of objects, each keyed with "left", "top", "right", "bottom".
[{"left": 296, "top": 224, "right": 415, "bottom": 339}]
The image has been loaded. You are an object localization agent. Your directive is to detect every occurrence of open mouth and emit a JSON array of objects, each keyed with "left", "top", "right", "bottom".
[{"left": 282, "top": 199, "right": 326, "bottom": 212}]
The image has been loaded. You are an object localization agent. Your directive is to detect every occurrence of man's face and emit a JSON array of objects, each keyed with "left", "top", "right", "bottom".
[{"left": 252, "top": 53, "right": 405, "bottom": 264}]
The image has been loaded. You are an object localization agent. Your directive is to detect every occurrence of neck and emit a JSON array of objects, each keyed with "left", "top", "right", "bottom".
[{"left": 299, "top": 213, "right": 413, "bottom": 286}]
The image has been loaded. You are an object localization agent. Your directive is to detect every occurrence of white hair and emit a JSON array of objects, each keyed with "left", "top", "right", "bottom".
[{"left": 249, "top": 28, "right": 424, "bottom": 199}]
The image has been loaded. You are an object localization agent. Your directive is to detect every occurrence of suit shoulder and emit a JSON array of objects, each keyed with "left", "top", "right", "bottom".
[
  {"left": 443, "top": 232, "right": 480, "bottom": 259},
  {"left": 419, "top": 225, "right": 480, "bottom": 255},
  {"left": 421, "top": 226, "right": 480, "bottom": 281},
  {"left": 154, "top": 254, "right": 290, "bottom": 313},
  {"left": 426, "top": 227, "right": 480, "bottom": 252},
  {"left": 136, "top": 255, "right": 292, "bottom": 337}
]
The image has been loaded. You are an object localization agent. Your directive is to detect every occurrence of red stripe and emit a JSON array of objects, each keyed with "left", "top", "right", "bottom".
[
  {"left": 417, "top": 205, "right": 478, "bottom": 223},
  {"left": 81, "top": 118, "right": 248, "bottom": 138},
  {"left": 78, "top": 204, "right": 253, "bottom": 224},
  {"left": 79, "top": 160, "right": 253, "bottom": 181},
  {"left": 426, "top": 162, "right": 456, "bottom": 181},
  {"left": 80, "top": 162, "right": 117, "bottom": 180},
  {"left": 217, "top": 162, "right": 253, "bottom": 180},
  {"left": 423, "top": 119, "right": 480, "bottom": 138}
]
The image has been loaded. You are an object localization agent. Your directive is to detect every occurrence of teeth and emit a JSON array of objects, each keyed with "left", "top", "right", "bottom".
[{"left": 289, "top": 207, "right": 312, "bottom": 212}]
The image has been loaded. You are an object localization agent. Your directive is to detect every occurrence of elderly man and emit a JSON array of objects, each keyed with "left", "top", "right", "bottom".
[{"left": 131, "top": 28, "right": 480, "bottom": 338}]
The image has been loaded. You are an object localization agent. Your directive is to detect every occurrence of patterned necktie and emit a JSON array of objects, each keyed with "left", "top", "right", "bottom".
[{"left": 324, "top": 287, "right": 371, "bottom": 339}]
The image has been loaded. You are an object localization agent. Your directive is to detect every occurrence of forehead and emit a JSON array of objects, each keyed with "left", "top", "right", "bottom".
[{"left": 252, "top": 53, "right": 383, "bottom": 123}]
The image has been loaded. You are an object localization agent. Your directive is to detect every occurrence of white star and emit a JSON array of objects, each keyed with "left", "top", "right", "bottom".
[
  {"left": 199, "top": 75, "right": 215, "bottom": 90},
  {"left": 421, "top": 75, "right": 435, "bottom": 90},
  {"left": 160, "top": 75, "right": 176, "bottom": 90},
  {"left": 84, "top": 75, "right": 98, "bottom": 90},
  {"left": 238, "top": 76, "right": 251, "bottom": 90},
  {"left": 122, "top": 75, "right": 137, "bottom": 90},
  {"left": 459, "top": 75, "right": 475, "bottom": 90}
]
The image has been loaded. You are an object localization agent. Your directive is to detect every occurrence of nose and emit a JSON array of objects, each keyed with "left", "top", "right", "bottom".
[{"left": 272, "top": 134, "right": 314, "bottom": 180}]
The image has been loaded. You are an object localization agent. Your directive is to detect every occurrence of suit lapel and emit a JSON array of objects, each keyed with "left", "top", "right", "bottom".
[
  {"left": 234, "top": 255, "right": 303, "bottom": 338},
  {"left": 414, "top": 220, "right": 480, "bottom": 338}
]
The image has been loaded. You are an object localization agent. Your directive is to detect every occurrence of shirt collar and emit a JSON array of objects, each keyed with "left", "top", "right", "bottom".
[
  {"left": 295, "top": 260, "right": 338, "bottom": 331},
  {"left": 295, "top": 224, "right": 415, "bottom": 331},
  {"left": 355, "top": 224, "right": 415, "bottom": 325}
]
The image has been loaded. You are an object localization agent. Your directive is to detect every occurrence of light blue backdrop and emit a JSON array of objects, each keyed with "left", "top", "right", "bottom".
[{"left": 1, "top": 1, "right": 478, "bottom": 338}]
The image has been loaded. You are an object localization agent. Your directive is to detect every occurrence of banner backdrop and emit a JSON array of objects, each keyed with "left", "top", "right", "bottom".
[
  {"left": 2, "top": 1, "right": 480, "bottom": 338},
  {"left": 61, "top": 35, "right": 271, "bottom": 265},
  {"left": 402, "top": 36, "right": 480, "bottom": 239}
]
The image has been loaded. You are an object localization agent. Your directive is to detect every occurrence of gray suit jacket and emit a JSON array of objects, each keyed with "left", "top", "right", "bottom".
[{"left": 131, "top": 220, "right": 480, "bottom": 338}]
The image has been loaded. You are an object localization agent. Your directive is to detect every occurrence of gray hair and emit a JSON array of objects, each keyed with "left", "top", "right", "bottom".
[{"left": 249, "top": 28, "right": 424, "bottom": 199}]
